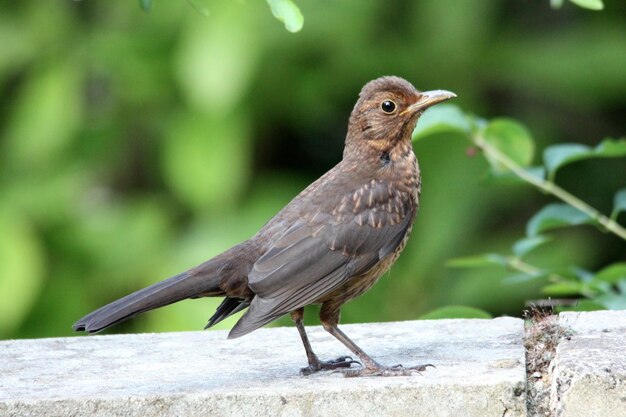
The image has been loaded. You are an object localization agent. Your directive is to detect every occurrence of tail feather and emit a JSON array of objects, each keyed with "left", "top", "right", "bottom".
[
  {"left": 74, "top": 267, "right": 223, "bottom": 333},
  {"left": 204, "top": 297, "right": 249, "bottom": 329}
]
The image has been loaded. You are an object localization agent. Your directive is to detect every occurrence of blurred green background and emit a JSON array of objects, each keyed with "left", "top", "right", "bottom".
[{"left": 1, "top": 0, "right": 624, "bottom": 340}]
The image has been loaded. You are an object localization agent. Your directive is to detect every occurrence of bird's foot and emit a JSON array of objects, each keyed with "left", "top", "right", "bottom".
[
  {"left": 300, "top": 356, "right": 360, "bottom": 376},
  {"left": 341, "top": 363, "right": 435, "bottom": 378}
]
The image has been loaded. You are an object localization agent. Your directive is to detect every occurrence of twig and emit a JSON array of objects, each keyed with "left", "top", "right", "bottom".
[{"left": 472, "top": 134, "right": 626, "bottom": 241}]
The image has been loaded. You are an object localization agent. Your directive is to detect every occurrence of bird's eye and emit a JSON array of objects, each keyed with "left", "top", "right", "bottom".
[{"left": 381, "top": 100, "right": 396, "bottom": 114}]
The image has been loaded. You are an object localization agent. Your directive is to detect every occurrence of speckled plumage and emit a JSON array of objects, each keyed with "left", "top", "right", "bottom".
[{"left": 74, "top": 76, "right": 455, "bottom": 376}]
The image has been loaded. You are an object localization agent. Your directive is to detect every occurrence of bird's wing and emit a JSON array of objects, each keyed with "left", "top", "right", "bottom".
[{"left": 228, "top": 179, "right": 415, "bottom": 338}]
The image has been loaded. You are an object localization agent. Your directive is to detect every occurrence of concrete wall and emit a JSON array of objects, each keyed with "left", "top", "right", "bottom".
[{"left": 1, "top": 311, "right": 624, "bottom": 417}]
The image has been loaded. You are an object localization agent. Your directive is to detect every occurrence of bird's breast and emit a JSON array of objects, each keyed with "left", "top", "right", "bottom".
[
  {"left": 334, "top": 146, "right": 419, "bottom": 224},
  {"left": 317, "top": 152, "right": 420, "bottom": 305}
]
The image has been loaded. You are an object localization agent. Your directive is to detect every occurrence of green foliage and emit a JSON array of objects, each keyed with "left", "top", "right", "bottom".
[
  {"left": 538, "top": 264, "right": 626, "bottom": 310},
  {"left": 595, "top": 263, "right": 626, "bottom": 284},
  {"left": 526, "top": 204, "right": 594, "bottom": 236},
  {"left": 139, "top": 0, "right": 153, "bottom": 13},
  {"left": 483, "top": 119, "right": 535, "bottom": 173},
  {"left": 0, "top": 207, "right": 45, "bottom": 335},
  {"left": 266, "top": 0, "right": 304, "bottom": 33},
  {"left": 3, "top": 62, "right": 81, "bottom": 170},
  {"left": 550, "top": 0, "right": 604, "bottom": 10},
  {"left": 162, "top": 113, "right": 251, "bottom": 211},
  {"left": 140, "top": 0, "right": 303, "bottom": 32},
  {"left": 412, "top": 104, "right": 471, "bottom": 140},
  {"left": 446, "top": 254, "right": 507, "bottom": 269},
  {"left": 543, "top": 139, "right": 626, "bottom": 182},
  {"left": 422, "top": 103, "right": 626, "bottom": 311},
  {"left": 568, "top": 0, "right": 604, "bottom": 10},
  {"left": 420, "top": 306, "right": 492, "bottom": 320},
  {"left": 512, "top": 236, "right": 551, "bottom": 258},
  {"left": 187, "top": 0, "right": 211, "bottom": 17},
  {"left": 1, "top": 1, "right": 624, "bottom": 340},
  {"left": 611, "top": 189, "right": 626, "bottom": 220}
]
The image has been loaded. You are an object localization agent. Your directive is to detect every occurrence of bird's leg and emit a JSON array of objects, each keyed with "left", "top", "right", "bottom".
[
  {"left": 290, "top": 308, "right": 357, "bottom": 376},
  {"left": 320, "top": 304, "right": 433, "bottom": 377},
  {"left": 291, "top": 309, "right": 318, "bottom": 367}
]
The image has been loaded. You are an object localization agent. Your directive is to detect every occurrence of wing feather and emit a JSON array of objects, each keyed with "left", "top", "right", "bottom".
[{"left": 228, "top": 178, "right": 416, "bottom": 338}]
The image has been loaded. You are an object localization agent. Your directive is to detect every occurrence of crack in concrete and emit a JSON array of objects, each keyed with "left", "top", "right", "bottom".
[{"left": 523, "top": 310, "right": 573, "bottom": 417}]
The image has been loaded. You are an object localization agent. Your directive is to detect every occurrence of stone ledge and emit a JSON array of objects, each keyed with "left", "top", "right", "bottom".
[
  {"left": 0, "top": 318, "right": 525, "bottom": 417},
  {"left": 550, "top": 311, "right": 626, "bottom": 417}
]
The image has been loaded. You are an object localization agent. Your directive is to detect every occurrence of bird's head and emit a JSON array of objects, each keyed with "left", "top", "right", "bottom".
[{"left": 346, "top": 76, "right": 456, "bottom": 154}]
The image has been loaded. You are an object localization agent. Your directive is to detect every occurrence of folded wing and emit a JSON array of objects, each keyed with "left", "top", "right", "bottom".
[{"left": 229, "top": 179, "right": 414, "bottom": 338}]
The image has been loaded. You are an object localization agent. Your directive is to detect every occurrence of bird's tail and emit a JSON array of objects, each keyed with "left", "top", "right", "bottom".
[{"left": 73, "top": 260, "right": 225, "bottom": 334}]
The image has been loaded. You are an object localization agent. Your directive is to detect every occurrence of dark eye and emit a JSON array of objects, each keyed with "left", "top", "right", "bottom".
[{"left": 381, "top": 100, "right": 396, "bottom": 114}]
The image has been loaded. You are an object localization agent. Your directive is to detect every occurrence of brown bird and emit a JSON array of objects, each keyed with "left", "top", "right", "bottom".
[{"left": 74, "top": 76, "right": 456, "bottom": 377}]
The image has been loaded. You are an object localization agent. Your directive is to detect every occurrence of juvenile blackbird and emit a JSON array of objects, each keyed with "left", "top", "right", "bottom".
[{"left": 74, "top": 76, "right": 456, "bottom": 377}]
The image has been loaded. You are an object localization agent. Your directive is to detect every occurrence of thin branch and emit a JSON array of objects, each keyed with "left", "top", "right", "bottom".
[{"left": 472, "top": 134, "right": 626, "bottom": 241}]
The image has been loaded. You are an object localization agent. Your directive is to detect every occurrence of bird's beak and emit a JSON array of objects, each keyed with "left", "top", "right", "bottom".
[{"left": 404, "top": 90, "right": 457, "bottom": 115}]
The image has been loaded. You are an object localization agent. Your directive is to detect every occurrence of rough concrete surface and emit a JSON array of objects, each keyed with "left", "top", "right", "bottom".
[
  {"left": 0, "top": 318, "right": 526, "bottom": 417},
  {"left": 550, "top": 311, "right": 626, "bottom": 417}
]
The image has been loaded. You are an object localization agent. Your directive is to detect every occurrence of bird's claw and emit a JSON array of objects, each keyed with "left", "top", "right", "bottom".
[
  {"left": 300, "top": 356, "right": 361, "bottom": 376},
  {"left": 341, "top": 363, "right": 435, "bottom": 378}
]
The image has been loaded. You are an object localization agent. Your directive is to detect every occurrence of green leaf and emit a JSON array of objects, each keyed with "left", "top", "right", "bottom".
[
  {"left": 266, "top": 0, "right": 304, "bottom": 33},
  {"left": 446, "top": 253, "right": 507, "bottom": 268},
  {"left": 594, "top": 293, "right": 626, "bottom": 310},
  {"left": 175, "top": 4, "right": 259, "bottom": 114},
  {"left": 558, "top": 300, "right": 605, "bottom": 312},
  {"left": 419, "top": 305, "right": 492, "bottom": 320},
  {"left": 512, "top": 235, "right": 551, "bottom": 257},
  {"left": 542, "top": 282, "right": 584, "bottom": 296},
  {"left": 526, "top": 203, "right": 594, "bottom": 236},
  {"left": 0, "top": 206, "right": 45, "bottom": 336},
  {"left": 568, "top": 0, "right": 604, "bottom": 10},
  {"left": 586, "top": 280, "right": 612, "bottom": 295},
  {"left": 483, "top": 118, "right": 534, "bottom": 173},
  {"left": 543, "top": 144, "right": 590, "bottom": 181},
  {"left": 536, "top": 266, "right": 590, "bottom": 283},
  {"left": 162, "top": 112, "right": 251, "bottom": 211},
  {"left": 543, "top": 138, "right": 626, "bottom": 181},
  {"left": 593, "top": 263, "right": 626, "bottom": 284},
  {"left": 2, "top": 62, "right": 82, "bottom": 171},
  {"left": 139, "top": 0, "right": 153, "bottom": 12},
  {"left": 550, "top": 0, "right": 564, "bottom": 8},
  {"left": 596, "top": 138, "right": 626, "bottom": 154},
  {"left": 412, "top": 104, "right": 471, "bottom": 141},
  {"left": 611, "top": 188, "right": 626, "bottom": 220},
  {"left": 525, "top": 166, "right": 546, "bottom": 181},
  {"left": 503, "top": 273, "right": 544, "bottom": 284},
  {"left": 570, "top": 266, "right": 594, "bottom": 282},
  {"left": 187, "top": 0, "right": 211, "bottom": 17}
]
